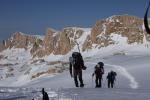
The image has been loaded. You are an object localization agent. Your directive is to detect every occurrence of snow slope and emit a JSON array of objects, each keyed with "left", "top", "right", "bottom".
[
  {"left": 0, "top": 27, "right": 150, "bottom": 99},
  {"left": 1, "top": 54, "right": 150, "bottom": 100}
]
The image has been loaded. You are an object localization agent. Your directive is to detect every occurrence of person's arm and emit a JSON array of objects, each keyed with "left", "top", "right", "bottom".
[
  {"left": 92, "top": 69, "right": 96, "bottom": 77},
  {"left": 106, "top": 74, "right": 109, "bottom": 79}
]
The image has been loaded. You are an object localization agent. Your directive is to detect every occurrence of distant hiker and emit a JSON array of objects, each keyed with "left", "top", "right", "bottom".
[
  {"left": 107, "top": 70, "right": 117, "bottom": 88},
  {"left": 69, "top": 52, "right": 86, "bottom": 87},
  {"left": 92, "top": 62, "right": 104, "bottom": 88},
  {"left": 42, "top": 88, "right": 49, "bottom": 100}
]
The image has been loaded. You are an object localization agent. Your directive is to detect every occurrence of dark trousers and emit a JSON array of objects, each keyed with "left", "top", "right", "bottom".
[
  {"left": 73, "top": 69, "right": 83, "bottom": 87},
  {"left": 95, "top": 76, "right": 102, "bottom": 87},
  {"left": 108, "top": 80, "right": 114, "bottom": 88}
]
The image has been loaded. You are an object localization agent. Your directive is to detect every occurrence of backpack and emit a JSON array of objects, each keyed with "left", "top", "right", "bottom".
[
  {"left": 71, "top": 52, "right": 84, "bottom": 69},
  {"left": 95, "top": 66, "right": 104, "bottom": 76},
  {"left": 97, "top": 62, "right": 104, "bottom": 74},
  {"left": 111, "top": 71, "right": 117, "bottom": 80},
  {"left": 108, "top": 71, "right": 117, "bottom": 80}
]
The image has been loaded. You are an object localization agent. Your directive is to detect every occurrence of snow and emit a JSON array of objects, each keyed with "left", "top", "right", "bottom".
[
  {"left": 106, "top": 64, "right": 139, "bottom": 89},
  {"left": 44, "top": 54, "right": 63, "bottom": 61},
  {"left": 0, "top": 53, "right": 150, "bottom": 99},
  {"left": 1, "top": 54, "right": 150, "bottom": 99},
  {"left": 1, "top": 27, "right": 150, "bottom": 99},
  {"left": 0, "top": 48, "right": 31, "bottom": 64},
  {"left": 32, "top": 35, "right": 45, "bottom": 40}
]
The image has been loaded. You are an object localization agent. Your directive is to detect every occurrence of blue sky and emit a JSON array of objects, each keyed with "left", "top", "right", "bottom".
[{"left": 0, "top": 0, "right": 148, "bottom": 41}]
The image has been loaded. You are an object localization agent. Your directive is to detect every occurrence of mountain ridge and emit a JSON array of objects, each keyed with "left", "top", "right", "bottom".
[
  {"left": 0, "top": 15, "right": 150, "bottom": 58},
  {"left": 0, "top": 15, "right": 150, "bottom": 85}
]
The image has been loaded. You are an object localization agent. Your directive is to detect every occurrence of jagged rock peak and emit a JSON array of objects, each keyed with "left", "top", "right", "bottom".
[{"left": 1, "top": 15, "right": 150, "bottom": 57}]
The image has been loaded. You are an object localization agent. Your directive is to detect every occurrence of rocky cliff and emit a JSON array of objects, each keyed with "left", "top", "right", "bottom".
[{"left": 1, "top": 15, "right": 150, "bottom": 58}]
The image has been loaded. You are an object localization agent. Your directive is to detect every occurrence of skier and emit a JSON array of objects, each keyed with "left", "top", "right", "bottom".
[
  {"left": 69, "top": 52, "right": 86, "bottom": 87},
  {"left": 41, "top": 88, "right": 49, "bottom": 100},
  {"left": 92, "top": 62, "right": 104, "bottom": 88},
  {"left": 107, "top": 70, "right": 117, "bottom": 88}
]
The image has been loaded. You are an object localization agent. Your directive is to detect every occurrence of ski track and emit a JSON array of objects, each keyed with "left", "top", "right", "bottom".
[{"left": 86, "top": 62, "right": 139, "bottom": 89}]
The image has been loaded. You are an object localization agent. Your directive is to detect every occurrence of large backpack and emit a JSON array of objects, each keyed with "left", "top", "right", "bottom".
[
  {"left": 97, "top": 62, "right": 104, "bottom": 74},
  {"left": 95, "top": 66, "right": 104, "bottom": 76},
  {"left": 71, "top": 52, "right": 84, "bottom": 69},
  {"left": 108, "top": 71, "right": 117, "bottom": 80},
  {"left": 111, "top": 71, "right": 117, "bottom": 80}
]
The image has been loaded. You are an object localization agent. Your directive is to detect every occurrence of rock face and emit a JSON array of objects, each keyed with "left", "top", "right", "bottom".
[
  {"left": 83, "top": 15, "right": 149, "bottom": 50},
  {"left": 1, "top": 32, "right": 43, "bottom": 49},
  {"left": 1, "top": 15, "right": 150, "bottom": 57}
]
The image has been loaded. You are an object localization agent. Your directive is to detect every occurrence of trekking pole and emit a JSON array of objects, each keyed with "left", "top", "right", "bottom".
[
  {"left": 114, "top": 80, "right": 117, "bottom": 88},
  {"left": 113, "top": 81, "right": 115, "bottom": 88},
  {"left": 103, "top": 78, "right": 106, "bottom": 88},
  {"left": 75, "top": 40, "right": 80, "bottom": 53},
  {"left": 105, "top": 78, "right": 108, "bottom": 88}
]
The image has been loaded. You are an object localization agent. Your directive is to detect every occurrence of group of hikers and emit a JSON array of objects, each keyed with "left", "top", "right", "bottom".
[
  {"left": 69, "top": 52, "right": 117, "bottom": 88},
  {"left": 33, "top": 52, "right": 117, "bottom": 100},
  {"left": 31, "top": 1, "right": 150, "bottom": 99}
]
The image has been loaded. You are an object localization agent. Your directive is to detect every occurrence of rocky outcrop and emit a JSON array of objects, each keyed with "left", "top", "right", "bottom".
[
  {"left": 82, "top": 15, "right": 150, "bottom": 50},
  {"left": 1, "top": 15, "right": 150, "bottom": 57},
  {"left": 2, "top": 32, "right": 44, "bottom": 50},
  {"left": 34, "top": 27, "right": 84, "bottom": 56}
]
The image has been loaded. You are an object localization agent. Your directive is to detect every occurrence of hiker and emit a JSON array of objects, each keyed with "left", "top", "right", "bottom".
[
  {"left": 92, "top": 62, "right": 104, "bottom": 88},
  {"left": 42, "top": 88, "right": 49, "bottom": 100},
  {"left": 69, "top": 52, "right": 86, "bottom": 87},
  {"left": 107, "top": 70, "right": 117, "bottom": 88}
]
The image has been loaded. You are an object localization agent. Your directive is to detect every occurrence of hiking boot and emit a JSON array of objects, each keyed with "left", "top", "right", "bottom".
[
  {"left": 98, "top": 85, "right": 101, "bottom": 88},
  {"left": 75, "top": 84, "right": 79, "bottom": 87},
  {"left": 95, "top": 85, "right": 99, "bottom": 88},
  {"left": 80, "top": 84, "right": 84, "bottom": 87}
]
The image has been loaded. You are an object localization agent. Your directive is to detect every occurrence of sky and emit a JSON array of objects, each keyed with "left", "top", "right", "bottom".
[{"left": 0, "top": 0, "right": 149, "bottom": 42}]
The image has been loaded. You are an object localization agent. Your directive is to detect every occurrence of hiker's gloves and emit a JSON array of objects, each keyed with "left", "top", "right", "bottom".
[{"left": 82, "top": 66, "right": 87, "bottom": 70}]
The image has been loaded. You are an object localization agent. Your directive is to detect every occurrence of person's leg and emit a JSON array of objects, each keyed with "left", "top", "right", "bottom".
[
  {"left": 78, "top": 70, "right": 84, "bottom": 87},
  {"left": 111, "top": 80, "right": 114, "bottom": 88},
  {"left": 99, "top": 77, "right": 102, "bottom": 88},
  {"left": 74, "top": 70, "right": 78, "bottom": 87},
  {"left": 108, "top": 80, "right": 111, "bottom": 88},
  {"left": 95, "top": 76, "right": 99, "bottom": 87}
]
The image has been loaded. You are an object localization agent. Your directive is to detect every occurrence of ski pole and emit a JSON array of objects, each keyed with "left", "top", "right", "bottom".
[
  {"left": 114, "top": 80, "right": 117, "bottom": 88},
  {"left": 103, "top": 78, "right": 106, "bottom": 88},
  {"left": 75, "top": 40, "right": 80, "bottom": 53}
]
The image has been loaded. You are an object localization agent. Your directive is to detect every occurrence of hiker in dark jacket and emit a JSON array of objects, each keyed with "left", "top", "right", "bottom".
[
  {"left": 42, "top": 88, "right": 49, "bottom": 100},
  {"left": 92, "top": 62, "right": 104, "bottom": 88},
  {"left": 69, "top": 52, "right": 86, "bottom": 87},
  {"left": 107, "top": 70, "right": 117, "bottom": 88}
]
